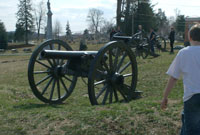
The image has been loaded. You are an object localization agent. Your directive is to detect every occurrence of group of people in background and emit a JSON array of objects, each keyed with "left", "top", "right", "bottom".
[{"left": 110, "top": 25, "right": 176, "bottom": 56}]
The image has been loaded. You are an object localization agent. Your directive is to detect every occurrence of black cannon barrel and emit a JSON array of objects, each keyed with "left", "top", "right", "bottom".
[{"left": 41, "top": 50, "right": 98, "bottom": 59}]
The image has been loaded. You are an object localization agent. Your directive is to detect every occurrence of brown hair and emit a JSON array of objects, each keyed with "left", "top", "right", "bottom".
[{"left": 189, "top": 23, "right": 200, "bottom": 42}]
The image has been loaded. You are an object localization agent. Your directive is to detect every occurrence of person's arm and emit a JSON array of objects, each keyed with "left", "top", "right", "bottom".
[
  {"left": 161, "top": 76, "right": 178, "bottom": 110},
  {"left": 152, "top": 34, "right": 155, "bottom": 40}
]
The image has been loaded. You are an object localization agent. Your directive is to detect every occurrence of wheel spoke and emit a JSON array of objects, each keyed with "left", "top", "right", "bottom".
[
  {"left": 102, "top": 60, "right": 110, "bottom": 73},
  {"left": 57, "top": 79, "right": 61, "bottom": 99},
  {"left": 47, "top": 59, "right": 54, "bottom": 67},
  {"left": 113, "top": 48, "right": 120, "bottom": 69},
  {"left": 118, "top": 84, "right": 132, "bottom": 101},
  {"left": 59, "top": 59, "right": 64, "bottom": 66},
  {"left": 116, "top": 53, "right": 127, "bottom": 72},
  {"left": 49, "top": 44, "right": 53, "bottom": 50},
  {"left": 50, "top": 79, "right": 56, "bottom": 101},
  {"left": 117, "top": 88, "right": 128, "bottom": 101},
  {"left": 63, "top": 75, "right": 73, "bottom": 82},
  {"left": 36, "top": 60, "right": 52, "bottom": 69},
  {"left": 41, "top": 77, "right": 54, "bottom": 95},
  {"left": 118, "top": 61, "right": 131, "bottom": 74},
  {"left": 34, "top": 71, "right": 50, "bottom": 74},
  {"left": 60, "top": 77, "right": 69, "bottom": 93},
  {"left": 102, "top": 87, "right": 110, "bottom": 105},
  {"left": 122, "top": 84, "right": 132, "bottom": 95},
  {"left": 56, "top": 59, "right": 60, "bottom": 67},
  {"left": 123, "top": 73, "right": 132, "bottom": 78},
  {"left": 36, "top": 75, "right": 52, "bottom": 86},
  {"left": 109, "top": 87, "right": 113, "bottom": 104},
  {"left": 94, "top": 79, "right": 106, "bottom": 86},
  {"left": 113, "top": 87, "right": 119, "bottom": 102},
  {"left": 96, "top": 84, "right": 108, "bottom": 99},
  {"left": 108, "top": 50, "right": 113, "bottom": 71},
  {"left": 51, "top": 58, "right": 56, "bottom": 66},
  {"left": 58, "top": 44, "right": 61, "bottom": 50}
]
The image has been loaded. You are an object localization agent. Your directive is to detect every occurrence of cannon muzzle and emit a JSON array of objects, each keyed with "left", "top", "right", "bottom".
[{"left": 41, "top": 50, "right": 98, "bottom": 59}]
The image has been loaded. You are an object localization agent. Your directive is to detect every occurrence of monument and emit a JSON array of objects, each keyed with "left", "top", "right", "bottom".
[{"left": 46, "top": 0, "right": 53, "bottom": 39}]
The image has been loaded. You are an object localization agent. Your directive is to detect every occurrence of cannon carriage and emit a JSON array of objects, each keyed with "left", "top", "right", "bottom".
[{"left": 28, "top": 39, "right": 138, "bottom": 105}]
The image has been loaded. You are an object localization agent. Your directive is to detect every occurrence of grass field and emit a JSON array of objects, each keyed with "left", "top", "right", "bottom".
[{"left": 0, "top": 42, "right": 184, "bottom": 135}]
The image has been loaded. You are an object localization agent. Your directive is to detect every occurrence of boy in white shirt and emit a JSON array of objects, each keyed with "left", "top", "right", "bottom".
[{"left": 161, "top": 23, "right": 200, "bottom": 135}]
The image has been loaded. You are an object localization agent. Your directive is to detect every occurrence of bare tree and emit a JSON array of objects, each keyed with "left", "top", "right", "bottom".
[
  {"left": 34, "top": 0, "right": 46, "bottom": 41},
  {"left": 101, "top": 20, "right": 115, "bottom": 34},
  {"left": 87, "top": 8, "right": 104, "bottom": 34},
  {"left": 53, "top": 20, "right": 62, "bottom": 39}
]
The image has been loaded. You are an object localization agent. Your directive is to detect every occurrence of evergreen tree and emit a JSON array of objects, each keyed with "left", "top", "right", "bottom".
[
  {"left": 175, "top": 15, "right": 185, "bottom": 34},
  {"left": 66, "top": 21, "right": 72, "bottom": 40},
  {"left": 174, "top": 15, "right": 185, "bottom": 39},
  {"left": 16, "top": 0, "right": 34, "bottom": 45},
  {"left": 133, "top": 0, "right": 156, "bottom": 34},
  {"left": 155, "top": 9, "right": 167, "bottom": 29},
  {"left": 7, "top": 32, "right": 15, "bottom": 42},
  {"left": 14, "top": 23, "right": 25, "bottom": 42},
  {"left": 155, "top": 9, "right": 169, "bottom": 36},
  {"left": 0, "top": 20, "right": 8, "bottom": 49},
  {"left": 118, "top": 0, "right": 156, "bottom": 35}
]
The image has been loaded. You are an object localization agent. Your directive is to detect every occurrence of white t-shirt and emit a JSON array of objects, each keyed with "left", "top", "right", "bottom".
[{"left": 166, "top": 46, "right": 200, "bottom": 102}]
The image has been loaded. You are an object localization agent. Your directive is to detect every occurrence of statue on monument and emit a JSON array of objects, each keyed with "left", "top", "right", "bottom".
[
  {"left": 47, "top": 0, "right": 51, "bottom": 11},
  {"left": 46, "top": 0, "right": 52, "bottom": 40}
]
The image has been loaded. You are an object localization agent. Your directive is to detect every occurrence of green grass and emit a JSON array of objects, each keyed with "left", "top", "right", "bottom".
[{"left": 0, "top": 43, "right": 184, "bottom": 135}]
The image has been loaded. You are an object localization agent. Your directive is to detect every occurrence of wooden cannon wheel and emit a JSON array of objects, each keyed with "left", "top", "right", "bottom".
[
  {"left": 88, "top": 41, "right": 138, "bottom": 105},
  {"left": 28, "top": 39, "right": 77, "bottom": 104}
]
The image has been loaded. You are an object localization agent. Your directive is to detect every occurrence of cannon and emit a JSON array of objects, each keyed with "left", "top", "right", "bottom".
[{"left": 28, "top": 39, "right": 138, "bottom": 105}]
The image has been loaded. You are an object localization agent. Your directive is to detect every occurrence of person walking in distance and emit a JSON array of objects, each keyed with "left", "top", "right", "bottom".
[
  {"left": 149, "top": 28, "right": 159, "bottom": 57},
  {"left": 169, "top": 27, "right": 175, "bottom": 54}
]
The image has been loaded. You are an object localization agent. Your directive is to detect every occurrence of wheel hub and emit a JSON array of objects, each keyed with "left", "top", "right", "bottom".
[
  {"left": 52, "top": 66, "right": 63, "bottom": 79},
  {"left": 111, "top": 73, "right": 124, "bottom": 86}
]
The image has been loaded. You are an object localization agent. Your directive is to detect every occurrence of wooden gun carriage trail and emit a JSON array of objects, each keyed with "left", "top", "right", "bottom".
[{"left": 28, "top": 32, "right": 167, "bottom": 105}]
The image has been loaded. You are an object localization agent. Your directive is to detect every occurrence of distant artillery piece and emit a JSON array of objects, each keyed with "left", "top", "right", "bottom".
[
  {"left": 28, "top": 39, "right": 140, "bottom": 105},
  {"left": 154, "top": 35, "right": 167, "bottom": 52},
  {"left": 11, "top": 49, "right": 18, "bottom": 53},
  {"left": 23, "top": 48, "right": 32, "bottom": 53}
]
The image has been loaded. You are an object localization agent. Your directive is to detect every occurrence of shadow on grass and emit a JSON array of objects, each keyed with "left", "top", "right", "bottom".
[{"left": 13, "top": 102, "right": 67, "bottom": 110}]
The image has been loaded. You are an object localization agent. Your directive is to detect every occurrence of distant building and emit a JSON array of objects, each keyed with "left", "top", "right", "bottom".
[{"left": 184, "top": 17, "right": 200, "bottom": 45}]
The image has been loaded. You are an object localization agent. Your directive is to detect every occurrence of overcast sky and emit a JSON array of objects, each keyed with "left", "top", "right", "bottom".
[{"left": 0, "top": 0, "right": 199, "bottom": 33}]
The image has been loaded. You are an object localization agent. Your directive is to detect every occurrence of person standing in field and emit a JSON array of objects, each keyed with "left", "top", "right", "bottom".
[
  {"left": 161, "top": 23, "right": 200, "bottom": 135},
  {"left": 149, "top": 28, "right": 156, "bottom": 53},
  {"left": 137, "top": 25, "right": 145, "bottom": 40},
  {"left": 169, "top": 27, "right": 175, "bottom": 54},
  {"left": 149, "top": 28, "right": 159, "bottom": 57},
  {"left": 110, "top": 28, "right": 116, "bottom": 41}
]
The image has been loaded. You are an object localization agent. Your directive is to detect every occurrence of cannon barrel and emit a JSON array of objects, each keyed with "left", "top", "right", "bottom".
[{"left": 41, "top": 50, "right": 98, "bottom": 59}]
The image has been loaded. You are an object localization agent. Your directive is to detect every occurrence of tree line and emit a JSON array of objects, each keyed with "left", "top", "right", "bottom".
[
  {"left": 116, "top": 0, "right": 185, "bottom": 37},
  {"left": 0, "top": 0, "right": 186, "bottom": 49}
]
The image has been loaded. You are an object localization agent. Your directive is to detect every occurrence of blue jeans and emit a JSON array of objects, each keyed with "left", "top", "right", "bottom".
[
  {"left": 150, "top": 40, "right": 155, "bottom": 53},
  {"left": 180, "top": 94, "right": 200, "bottom": 135}
]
